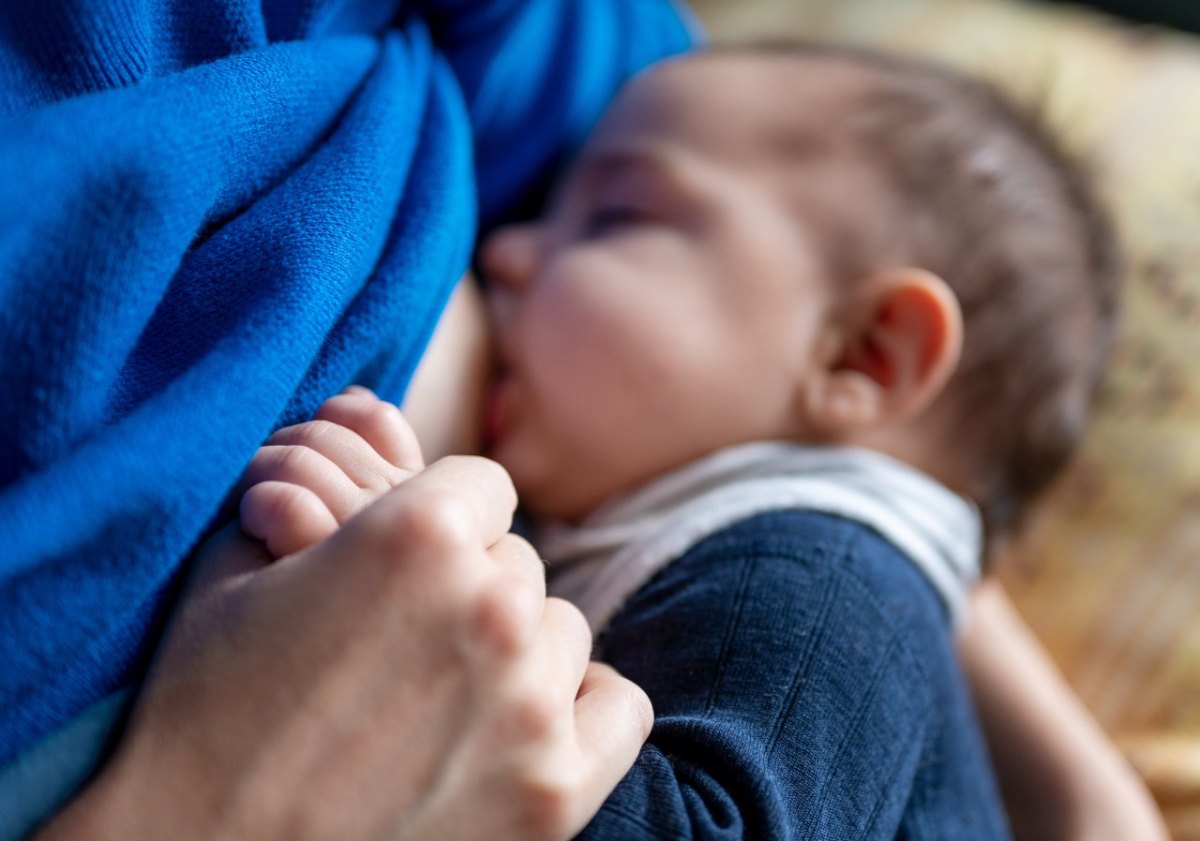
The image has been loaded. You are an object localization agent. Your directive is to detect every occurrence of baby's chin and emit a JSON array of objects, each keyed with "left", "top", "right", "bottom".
[
  {"left": 517, "top": 490, "right": 599, "bottom": 527},
  {"left": 503, "top": 453, "right": 671, "bottom": 527}
]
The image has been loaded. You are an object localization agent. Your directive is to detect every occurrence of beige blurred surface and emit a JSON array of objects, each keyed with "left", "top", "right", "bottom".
[{"left": 688, "top": 0, "right": 1200, "bottom": 837}]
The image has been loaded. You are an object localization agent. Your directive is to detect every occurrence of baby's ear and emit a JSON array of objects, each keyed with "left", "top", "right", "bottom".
[{"left": 804, "top": 269, "right": 962, "bottom": 434}]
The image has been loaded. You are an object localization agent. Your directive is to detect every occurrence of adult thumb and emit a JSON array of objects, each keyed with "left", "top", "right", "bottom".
[{"left": 183, "top": 522, "right": 275, "bottom": 597}]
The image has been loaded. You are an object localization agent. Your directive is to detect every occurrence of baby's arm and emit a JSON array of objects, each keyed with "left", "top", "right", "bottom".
[
  {"left": 238, "top": 386, "right": 425, "bottom": 557},
  {"left": 578, "top": 512, "right": 1010, "bottom": 840},
  {"left": 960, "top": 580, "right": 1168, "bottom": 841}
]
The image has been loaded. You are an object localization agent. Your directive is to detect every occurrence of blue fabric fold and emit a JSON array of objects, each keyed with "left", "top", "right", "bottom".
[{"left": 0, "top": 0, "right": 696, "bottom": 768}]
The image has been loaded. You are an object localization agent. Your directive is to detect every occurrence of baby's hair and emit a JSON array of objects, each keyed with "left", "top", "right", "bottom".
[{"left": 705, "top": 41, "right": 1122, "bottom": 548}]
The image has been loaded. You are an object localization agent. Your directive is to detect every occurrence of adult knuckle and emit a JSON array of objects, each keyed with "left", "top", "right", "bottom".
[
  {"left": 467, "top": 581, "right": 530, "bottom": 659},
  {"left": 514, "top": 766, "right": 580, "bottom": 840},
  {"left": 367, "top": 491, "right": 473, "bottom": 573},
  {"left": 445, "top": 454, "right": 517, "bottom": 499},
  {"left": 394, "top": 489, "right": 474, "bottom": 551},
  {"left": 362, "top": 502, "right": 422, "bottom": 561},
  {"left": 505, "top": 689, "right": 559, "bottom": 743}
]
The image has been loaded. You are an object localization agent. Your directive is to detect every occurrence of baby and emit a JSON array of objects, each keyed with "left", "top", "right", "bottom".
[{"left": 239, "top": 43, "right": 1119, "bottom": 838}]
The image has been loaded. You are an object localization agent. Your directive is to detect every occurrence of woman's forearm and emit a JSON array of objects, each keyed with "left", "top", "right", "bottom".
[{"left": 960, "top": 580, "right": 1168, "bottom": 841}]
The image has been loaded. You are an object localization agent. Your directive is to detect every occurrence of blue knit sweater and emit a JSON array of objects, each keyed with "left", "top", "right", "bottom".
[{"left": 0, "top": 0, "right": 695, "bottom": 766}]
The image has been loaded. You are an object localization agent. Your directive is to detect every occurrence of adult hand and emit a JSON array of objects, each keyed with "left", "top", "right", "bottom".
[{"left": 37, "top": 457, "right": 652, "bottom": 841}]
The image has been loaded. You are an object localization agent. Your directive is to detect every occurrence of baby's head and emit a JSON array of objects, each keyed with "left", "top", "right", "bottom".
[{"left": 480, "top": 44, "right": 1119, "bottom": 545}]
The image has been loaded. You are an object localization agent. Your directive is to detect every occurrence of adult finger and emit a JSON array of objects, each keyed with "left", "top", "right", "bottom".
[
  {"left": 358, "top": 455, "right": 517, "bottom": 555},
  {"left": 185, "top": 523, "right": 276, "bottom": 595},
  {"left": 486, "top": 533, "right": 547, "bottom": 598},
  {"left": 241, "top": 445, "right": 369, "bottom": 522},
  {"left": 571, "top": 662, "right": 654, "bottom": 803},
  {"left": 315, "top": 388, "right": 425, "bottom": 473},
  {"left": 240, "top": 481, "right": 340, "bottom": 559},
  {"left": 267, "top": 420, "right": 409, "bottom": 491},
  {"left": 462, "top": 535, "right": 548, "bottom": 658},
  {"left": 460, "top": 572, "right": 545, "bottom": 662},
  {"left": 534, "top": 598, "right": 595, "bottom": 700}
]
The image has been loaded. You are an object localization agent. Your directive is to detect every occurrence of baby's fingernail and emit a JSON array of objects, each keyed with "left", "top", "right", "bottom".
[{"left": 342, "top": 384, "right": 376, "bottom": 398}]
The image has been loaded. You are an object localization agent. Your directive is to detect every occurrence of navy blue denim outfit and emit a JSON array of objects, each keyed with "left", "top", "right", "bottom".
[{"left": 579, "top": 510, "right": 1012, "bottom": 840}]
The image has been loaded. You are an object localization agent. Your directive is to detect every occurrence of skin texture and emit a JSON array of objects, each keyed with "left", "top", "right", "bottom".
[
  {"left": 403, "top": 276, "right": 492, "bottom": 463},
  {"left": 36, "top": 391, "right": 653, "bottom": 841},
  {"left": 482, "top": 53, "right": 1167, "bottom": 838},
  {"left": 227, "top": 391, "right": 1168, "bottom": 841},
  {"left": 482, "top": 57, "right": 835, "bottom": 522},
  {"left": 960, "top": 581, "right": 1169, "bottom": 841},
  {"left": 480, "top": 55, "right": 967, "bottom": 524},
  {"left": 37, "top": 52, "right": 1165, "bottom": 841}
]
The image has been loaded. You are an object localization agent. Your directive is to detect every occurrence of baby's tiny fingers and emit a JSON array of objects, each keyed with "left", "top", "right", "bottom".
[
  {"left": 242, "top": 445, "right": 371, "bottom": 523},
  {"left": 241, "top": 481, "right": 340, "bottom": 559},
  {"left": 268, "top": 420, "right": 408, "bottom": 492},
  {"left": 315, "top": 389, "right": 424, "bottom": 474}
]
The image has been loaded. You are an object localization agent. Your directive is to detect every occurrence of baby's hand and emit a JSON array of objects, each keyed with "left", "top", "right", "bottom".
[{"left": 239, "top": 386, "right": 425, "bottom": 558}]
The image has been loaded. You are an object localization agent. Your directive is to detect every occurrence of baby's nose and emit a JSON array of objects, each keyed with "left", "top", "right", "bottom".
[{"left": 479, "top": 224, "right": 540, "bottom": 294}]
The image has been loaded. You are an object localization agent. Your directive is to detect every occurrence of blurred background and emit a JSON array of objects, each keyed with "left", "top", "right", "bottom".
[{"left": 687, "top": 0, "right": 1200, "bottom": 837}]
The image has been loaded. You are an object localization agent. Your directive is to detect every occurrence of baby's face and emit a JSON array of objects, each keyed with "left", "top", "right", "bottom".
[{"left": 481, "top": 55, "right": 870, "bottom": 521}]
